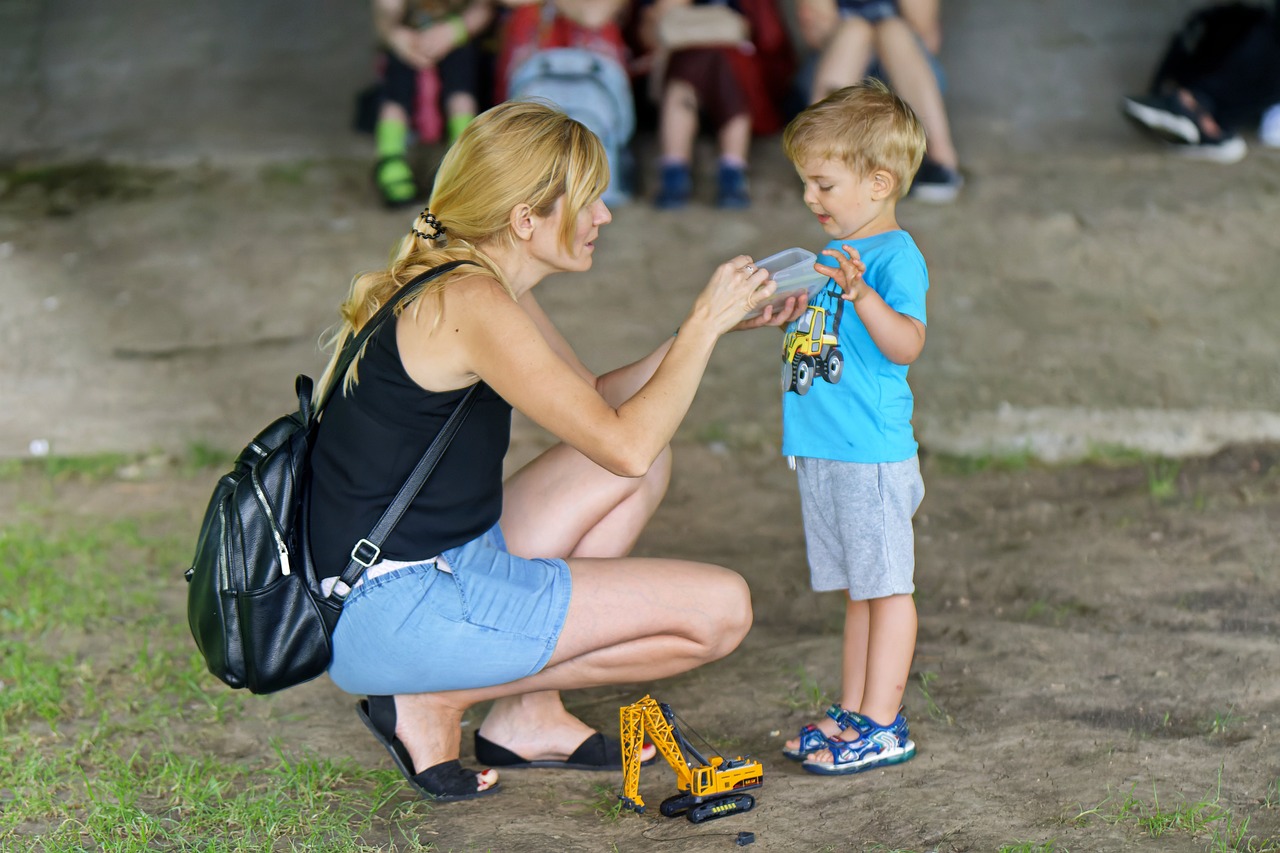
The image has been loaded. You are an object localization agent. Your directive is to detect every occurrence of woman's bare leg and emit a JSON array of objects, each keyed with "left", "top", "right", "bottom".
[
  {"left": 475, "top": 445, "right": 673, "bottom": 758},
  {"left": 874, "top": 17, "right": 959, "bottom": 169},
  {"left": 811, "top": 17, "right": 875, "bottom": 102},
  {"left": 395, "top": 551, "right": 752, "bottom": 772}
]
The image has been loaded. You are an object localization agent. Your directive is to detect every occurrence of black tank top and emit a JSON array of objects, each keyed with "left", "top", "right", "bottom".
[{"left": 306, "top": 315, "right": 512, "bottom": 580}]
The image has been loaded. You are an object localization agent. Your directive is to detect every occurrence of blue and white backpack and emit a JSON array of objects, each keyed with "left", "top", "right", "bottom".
[{"left": 509, "top": 46, "right": 636, "bottom": 204}]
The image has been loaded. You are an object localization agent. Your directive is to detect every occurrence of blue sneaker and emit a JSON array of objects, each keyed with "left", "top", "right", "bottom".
[
  {"left": 802, "top": 713, "right": 915, "bottom": 775},
  {"left": 716, "top": 163, "right": 750, "bottom": 209},
  {"left": 654, "top": 163, "right": 692, "bottom": 209}
]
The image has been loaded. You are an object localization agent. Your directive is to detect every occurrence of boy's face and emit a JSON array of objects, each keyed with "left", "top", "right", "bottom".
[{"left": 795, "top": 156, "right": 895, "bottom": 242}]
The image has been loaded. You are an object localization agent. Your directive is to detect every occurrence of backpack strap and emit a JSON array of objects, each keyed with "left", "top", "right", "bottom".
[
  {"left": 331, "top": 382, "right": 480, "bottom": 598},
  {"left": 314, "top": 259, "right": 475, "bottom": 417},
  {"left": 316, "top": 259, "right": 482, "bottom": 600}
]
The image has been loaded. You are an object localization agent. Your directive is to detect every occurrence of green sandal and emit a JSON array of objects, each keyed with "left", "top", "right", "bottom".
[{"left": 374, "top": 155, "right": 418, "bottom": 208}]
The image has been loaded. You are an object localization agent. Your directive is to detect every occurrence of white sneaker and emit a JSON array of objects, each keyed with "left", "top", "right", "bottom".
[
  {"left": 1260, "top": 104, "right": 1280, "bottom": 149},
  {"left": 1170, "top": 135, "right": 1248, "bottom": 164}
]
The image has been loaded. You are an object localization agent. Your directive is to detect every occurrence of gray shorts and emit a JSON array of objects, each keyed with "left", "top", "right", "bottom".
[{"left": 795, "top": 455, "right": 924, "bottom": 599}]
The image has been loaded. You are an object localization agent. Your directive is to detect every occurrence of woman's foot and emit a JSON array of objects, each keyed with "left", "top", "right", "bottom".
[
  {"left": 357, "top": 696, "right": 499, "bottom": 801},
  {"left": 476, "top": 691, "right": 656, "bottom": 768}
]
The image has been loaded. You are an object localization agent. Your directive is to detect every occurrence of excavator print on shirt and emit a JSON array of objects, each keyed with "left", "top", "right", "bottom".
[{"left": 781, "top": 290, "right": 844, "bottom": 395}]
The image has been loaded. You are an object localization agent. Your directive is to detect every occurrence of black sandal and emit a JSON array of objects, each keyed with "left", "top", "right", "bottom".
[{"left": 356, "top": 697, "right": 500, "bottom": 802}]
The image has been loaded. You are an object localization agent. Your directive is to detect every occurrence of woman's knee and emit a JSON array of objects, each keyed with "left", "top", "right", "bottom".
[{"left": 702, "top": 570, "right": 753, "bottom": 660}]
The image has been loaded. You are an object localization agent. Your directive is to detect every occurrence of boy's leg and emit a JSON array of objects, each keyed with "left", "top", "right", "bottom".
[
  {"left": 804, "top": 592, "right": 916, "bottom": 768},
  {"left": 859, "top": 593, "right": 917, "bottom": 726},
  {"left": 782, "top": 595, "right": 868, "bottom": 755},
  {"left": 840, "top": 597, "right": 870, "bottom": 713}
]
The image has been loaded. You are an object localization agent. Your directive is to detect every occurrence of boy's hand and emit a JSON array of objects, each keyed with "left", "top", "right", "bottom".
[
  {"left": 821, "top": 244, "right": 867, "bottom": 304},
  {"left": 730, "top": 290, "right": 809, "bottom": 331}
]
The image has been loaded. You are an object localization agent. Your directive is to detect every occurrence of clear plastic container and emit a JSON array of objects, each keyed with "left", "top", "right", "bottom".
[{"left": 743, "top": 247, "right": 830, "bottom": 319}]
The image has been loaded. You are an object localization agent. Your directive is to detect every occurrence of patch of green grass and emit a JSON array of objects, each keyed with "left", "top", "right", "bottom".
[
  {"left": 1205, "top": 706, "right": 1241, "bottom": 738},
  {"left": 932, "top": 448, "right": 1034, "bottom": 476},
  {"left": 0, "top": 500, "right": 467, "bottom": 852},
  {"left": 1144, "top": 456, "right": 1182, "bottom": 502},
  {"left": 1074, "top": 776, "right": 1280, "bottom": 851},
  {"left": 781, "top": 667, "right": 832, "bottom": 714},
  {"left": 999, "top": 842, "right": 1066, "bottom": 853},
  {"left": 1263, "top": 778, "right": 1280, "bottom": 809},
  {"left": 564, "top": 783, "right": 626, "bottom": 821},
  {"left": 260, "top": 160, "right": 314, "bottom": 185},
  {"left": 0, "top": 160, "right": 166, "bottom": 204},
  {"left": 185, "top": 441, "right": 234, "bottom": 470},
  {"left": 915, "top": 670, "right": 951, "bottom": 724},
  {"left": 1021, "top": 597, "right": 1097, "bottom": 626},
  {"left": 0, "top": 452, "right": 135, "bottom": 482}
]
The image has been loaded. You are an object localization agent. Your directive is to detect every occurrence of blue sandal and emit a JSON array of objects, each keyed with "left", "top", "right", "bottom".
[
  {"left": 802, "top": 713, "right": 915, "bottom": 776},
  {"left": 781, "top": 704, "right": 873, "bottom": 762}
]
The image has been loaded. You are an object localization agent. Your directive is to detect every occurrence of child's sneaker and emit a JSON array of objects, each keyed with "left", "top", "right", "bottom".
[
  {"left": 781, "top": 704, "right": 873, "bottom": 761},
  {"left": 716, "top": 162, "right": 751, "bottom": 209},
  {"left": 909, "top": 159, "right": 963, "bottom": 203},
  {"left": 654, "top": 162, "right": 692, "bottom": 209},
  {"left": 802, "top": 713, "right": 915, "bottom": 775}
]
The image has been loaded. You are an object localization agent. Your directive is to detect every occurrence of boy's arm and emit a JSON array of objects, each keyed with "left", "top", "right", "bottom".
[{"left": 823, "top": 245, "right": 926, "bottom": 365}]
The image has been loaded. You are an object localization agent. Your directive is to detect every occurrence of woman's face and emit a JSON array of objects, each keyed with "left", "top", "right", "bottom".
[{"left": 538, "top": 195, "right": 612, "bottom": 273}]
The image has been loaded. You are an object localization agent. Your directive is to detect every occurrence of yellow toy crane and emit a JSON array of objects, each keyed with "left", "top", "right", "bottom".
[{"left": 619, "top": 695, "right": 763, "bottom": 824}]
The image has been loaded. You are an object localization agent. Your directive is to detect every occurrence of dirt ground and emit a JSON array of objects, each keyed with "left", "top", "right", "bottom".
[{"left": 3, "top": 123, "right": 1280, "bottom": 851}]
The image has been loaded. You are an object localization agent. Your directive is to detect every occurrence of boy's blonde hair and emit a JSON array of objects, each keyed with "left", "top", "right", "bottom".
[{"left": 783, "top": 79, "right": 927, "bottom": 199}]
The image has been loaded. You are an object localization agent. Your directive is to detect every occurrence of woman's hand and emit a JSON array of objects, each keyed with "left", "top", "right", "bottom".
[
  {"left": 822, "top": 244, "right": 868, "bottom": 304},
  {"left": 731, "top": 290, "right": 809, "bottom": 332},
  {"left": 687, "top": 255, "right": 776, "bottom": 336}
]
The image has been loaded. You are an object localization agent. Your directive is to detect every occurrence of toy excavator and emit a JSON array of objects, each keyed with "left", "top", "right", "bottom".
[{"left": 618, "top": 695, "right": 763, "bottom": 824}]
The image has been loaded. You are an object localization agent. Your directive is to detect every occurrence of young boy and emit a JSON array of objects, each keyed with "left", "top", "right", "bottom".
[{"left": 776, "top": 79, "right": 929, "bottom": 775}]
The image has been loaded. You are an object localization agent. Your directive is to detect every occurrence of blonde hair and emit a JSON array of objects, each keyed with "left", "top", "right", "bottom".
[
  {"left": 782, "top": 79, "right": 927, "bottom": 199},
  {"left": 316, "top": 99, "right": 609, "bottom": 399}
]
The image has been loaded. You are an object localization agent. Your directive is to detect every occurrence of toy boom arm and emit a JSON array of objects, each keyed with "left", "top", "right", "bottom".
[{"left": 619, "top": 695, "right": 693, "bottom": 810}]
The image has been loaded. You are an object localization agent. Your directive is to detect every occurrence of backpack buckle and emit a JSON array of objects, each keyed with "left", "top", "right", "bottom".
[{"left": 350, "top": 539, "right": 382, "bottom": 568}]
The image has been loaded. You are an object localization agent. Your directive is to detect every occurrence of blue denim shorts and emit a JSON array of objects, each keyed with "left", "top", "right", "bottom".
[
  {"left": 327, "top": 522, "right": 572, "bottom": 696},
  {"left": 839, "top": 0, "right": 899, "bottom": 23}
]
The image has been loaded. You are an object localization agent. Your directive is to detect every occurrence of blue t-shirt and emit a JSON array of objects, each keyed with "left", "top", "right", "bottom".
[{"left": 780, "top": 230, "right": 928, "bottom": 464}]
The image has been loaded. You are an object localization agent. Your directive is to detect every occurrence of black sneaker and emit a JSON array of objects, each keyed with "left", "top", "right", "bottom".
[
  {"left": 1121, "top": 93, "right": 1200, "bottom": 144},
  {"left": 1121, "top": 93, "right": 1247, "bottom": 163},
  {"left": 910, "top": 159, "right": 963, "bottom": 203}
]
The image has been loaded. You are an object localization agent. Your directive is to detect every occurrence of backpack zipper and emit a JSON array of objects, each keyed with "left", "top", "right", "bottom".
[{"left": 250, "top": 466, "right": 292, "bottom": 576}]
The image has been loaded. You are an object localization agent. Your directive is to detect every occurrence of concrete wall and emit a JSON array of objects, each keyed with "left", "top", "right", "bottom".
[{"left": 0, "top": 0, "right": 1214, "bottom": 164}]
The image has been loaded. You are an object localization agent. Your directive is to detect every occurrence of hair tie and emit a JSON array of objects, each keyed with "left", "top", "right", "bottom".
[{"left": 411, "top": 208, "right": 447, "bottom": 242}]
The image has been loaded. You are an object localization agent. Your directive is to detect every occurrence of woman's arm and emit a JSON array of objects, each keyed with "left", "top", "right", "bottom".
[
  {"left": 519, "top": 287, "right": 803, "bottom": 410},
  {"left": 402, "top": 265, "right": 768, "bottom": 477}
]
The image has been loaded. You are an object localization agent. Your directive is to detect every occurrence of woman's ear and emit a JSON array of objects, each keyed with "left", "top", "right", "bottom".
[
  {"left": 871, "top": 169, "right": 898, "bottom": 200},
  {"left": 509, "top": 203, "right": 536, "bottom": 242}
]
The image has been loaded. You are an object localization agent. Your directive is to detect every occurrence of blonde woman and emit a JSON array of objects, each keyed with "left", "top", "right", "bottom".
[{"left": 306, "top": 100, "right": 803, "bottom": 800}]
